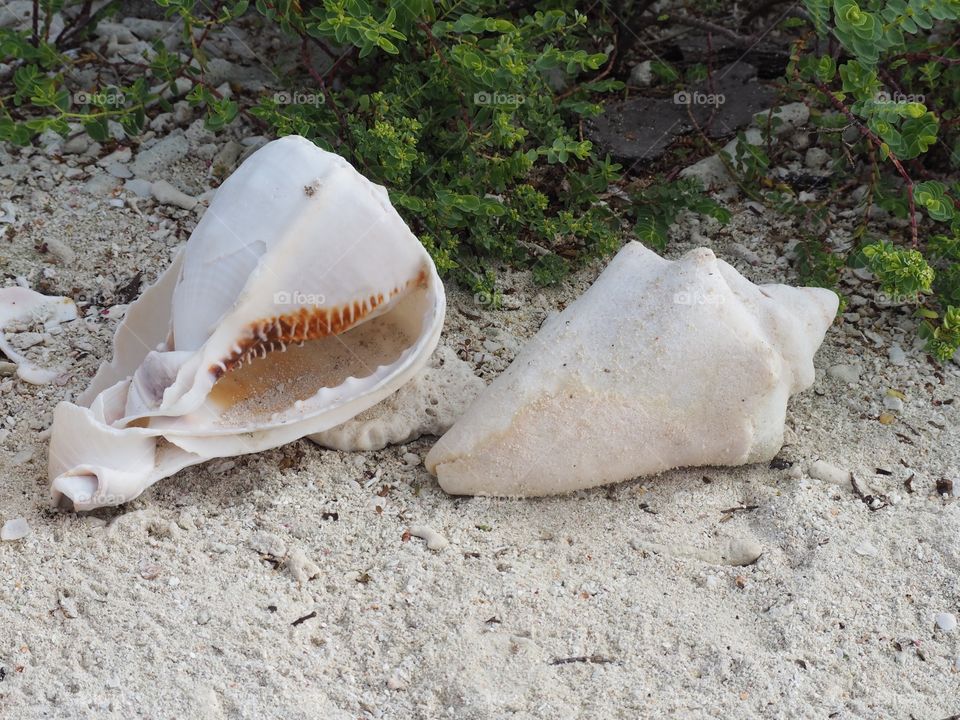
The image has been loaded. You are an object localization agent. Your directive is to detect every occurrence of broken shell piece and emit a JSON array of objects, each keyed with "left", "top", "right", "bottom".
[
  {"left": 0, "top": 287, "right": 77, "bottom": 384},
  {"left": 48, "top": 136, "right": 445, "bottom": 511},
  {"left": 426, "top": 241, "right": 837, "bottom": 496}
]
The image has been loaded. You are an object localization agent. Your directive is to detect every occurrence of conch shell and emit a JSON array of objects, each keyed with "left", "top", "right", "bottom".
[
  {"left": 49, "top": 136, "right": 445, "bottom": 510},
  {"left": 426, "top": 242, "right": 837, "bottom": 495}
]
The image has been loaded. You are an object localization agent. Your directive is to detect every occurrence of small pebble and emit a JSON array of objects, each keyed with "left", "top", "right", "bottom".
[
  {"left": 935, "top": 612, "right": 957, "bottom": 633},
  {"left": 409, "top": 524, "right": 448, "bottom": 551},
  {"left": 43, "top": 236, "right": 76, "bottom": 265},
  {"left": 125, "top": 178, "right": 153, "bottom": 198},
  {"left": 402, "top": 452, "right": 421, "bottom": 467},
  {"left": 888, "top": 344, "right": 907, "bottom": 366},
  {"left": 286, "top": 548, "right": 321, "bottom": 582},
  {"left": 629, "top": 60, "right": 653, "bottom": 86},
  {"left": 151, "top": 180, "right": 197, "bottom": 210},
  {"left": 804, "top": 147, "right": 830, "bottom": 169},
  {"left": 808, "top": 460, "right": 852, "bottom": 488},
  {"left": 58, "top": 590, "right": 79, "bottom": 618},
  {"left": 883, "top": 395, "right": 904, "bottom": 412},
  {"left": 249, "top": 531, "right": 287, "bottom": 558},
  {"left": 1, "top": 517, "right": 30, "bottom": 541},
  {"left": 854, "top": 541, "right": 879, "bottom": 557},
  {"left": 827, "top": 364, "right": 862, "bottom": 384},
  {"left": 719, "top": 537, "right": 763, "bottom": 566},
  {"left": 727, "top": 243, "right": 761, "bottom": 266},
  {"left": 138, "top": 560, "right": 161, "bottom": 579}
]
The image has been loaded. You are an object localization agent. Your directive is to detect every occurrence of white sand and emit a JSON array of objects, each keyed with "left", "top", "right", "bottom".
[{"left": 1, "top": 116, "right": 959, "bottom": 719}]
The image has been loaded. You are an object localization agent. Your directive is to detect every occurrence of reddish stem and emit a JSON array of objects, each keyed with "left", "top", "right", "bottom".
[{"left": 812, "top": 79, "right": 919, "bottom": 247}]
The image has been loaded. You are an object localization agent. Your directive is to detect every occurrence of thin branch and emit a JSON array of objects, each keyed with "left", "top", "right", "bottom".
[
  {"left": 894, "top": 52, "right": 960, "bottom": 65},
  {"left": 811, "top": 79, "right": 918, "bottom": 247},
  {"left": 300, "top": 37, "right": 351, "bottom": 150},
  {"left": 667, "top": 12, "right": 758, "bottom": 46}
]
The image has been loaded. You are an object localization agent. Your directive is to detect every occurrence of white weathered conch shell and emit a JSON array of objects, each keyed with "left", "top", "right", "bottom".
[
  {"left": 49, "top": 136, "right": 445, "bottom": 510},
  {"left": 426, "top": 242, "right": 837, "bottom": 495}
]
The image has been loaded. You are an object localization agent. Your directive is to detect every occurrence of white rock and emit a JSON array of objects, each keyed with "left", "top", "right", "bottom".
[
  {"left": 827, "top": 363, "right": 862, "bottom": 384},
  {"left": 883, "top": 395, "right": 903, "bottom": 412},
  {"left": 804, "top": 147, "right": 830, "bottom": 169},
  {"left": 105, "top": 162, "right": 133, "bottom": 179},
  {"left": 285, "top": 548, "right": 321, "bottom": 582},
  {"left": 83, "top": 172, "right": 121, "bottom": 197},
  {"left": 935, "top": 612, "right": 957, "bottom": 633},
  {"left": 62, "top": 135, "right": 90, "bottom": 155},
  {"left": 727, "top": 243, "right": 760, "bottom": 266},
  {"left": 130, "top": 133, "right": 189, "bottom": 179},
  {"left": 680, "top": 128, "right": 764, "bottom": 196},
  {"left": 94, "top": 21, "right": 138, "bottom": 44},
  {"left": 409, "top": 524, "right": 448, "bottom": 550},
  {"left": 854, "top": 541, "right": 879, "bottom": 557},
  {"left": 249, "top": 531, "right": 287, "bottom": 558},
  {"left": 1, "top": 517, "right": 30, "bottom": 541},
  {"left": 45, "top": 237, "right": 76, "bottom": 265},
  {"left": 755, "top": 102, "right": 810, "bottom": 136},
  {"left": 122, "top": 17, "right": 177, "bottom": 42},
  {"left": 427, "top": 243, "right": 837, "bottom": 496},
  {"left": 97, "top": 147, "right": 132, "bottom": 166},
  {"left": 150, "top": 180, "right": 197, "bottom": 210},
  {"left": 124, "top": 178, "right": 153, "bottom": 198},
  {"left": 888, "top": 344, "right": 907, "bottom": 366},
  {"left": 808, "top": 460, "right": 852, "bottom": 488},
  {"left": 629, "top": 60, "right": 653, "bottom": 86},
  {"left": 211, "top": 140, "right": 244, "bottom": 179}
]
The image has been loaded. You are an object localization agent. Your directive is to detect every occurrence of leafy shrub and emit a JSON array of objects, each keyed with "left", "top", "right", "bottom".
[
  {"left": 790, "top": 0, "right": 960, "bottom": 358},
  {"left": 3, "top": 0, "right": 960, "bottom": 359}
]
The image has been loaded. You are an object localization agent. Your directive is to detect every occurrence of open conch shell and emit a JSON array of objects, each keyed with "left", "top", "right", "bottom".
[
  {"left": 49, "top": 136, "right": 445, "bottom": 510},
  {"left": 425, "top": 241, "right": 838, "bottom": 496}
]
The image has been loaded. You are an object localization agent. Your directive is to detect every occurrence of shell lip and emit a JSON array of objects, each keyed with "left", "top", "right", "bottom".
[{"left": 125, "top": 261, "right": 446, "bottom": 437}]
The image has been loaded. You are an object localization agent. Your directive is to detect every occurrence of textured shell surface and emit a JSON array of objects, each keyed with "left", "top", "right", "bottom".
[
  {"left": 425, "top": 241, "right": 838, "bottom": 496},
  {"left": 49, "top": 135, "right": 445, "bottom": 510}
]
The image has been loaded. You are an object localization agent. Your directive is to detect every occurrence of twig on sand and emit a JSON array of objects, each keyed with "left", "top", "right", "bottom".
[
  {"left": 550, "top": 655, "right": 618, "bottom": 666},
  {"left": 720, "top": 504, "right": 760, "bottom": 515},
  {"left": 291, "top": 611, "right": 317, "bottom": 626}
]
